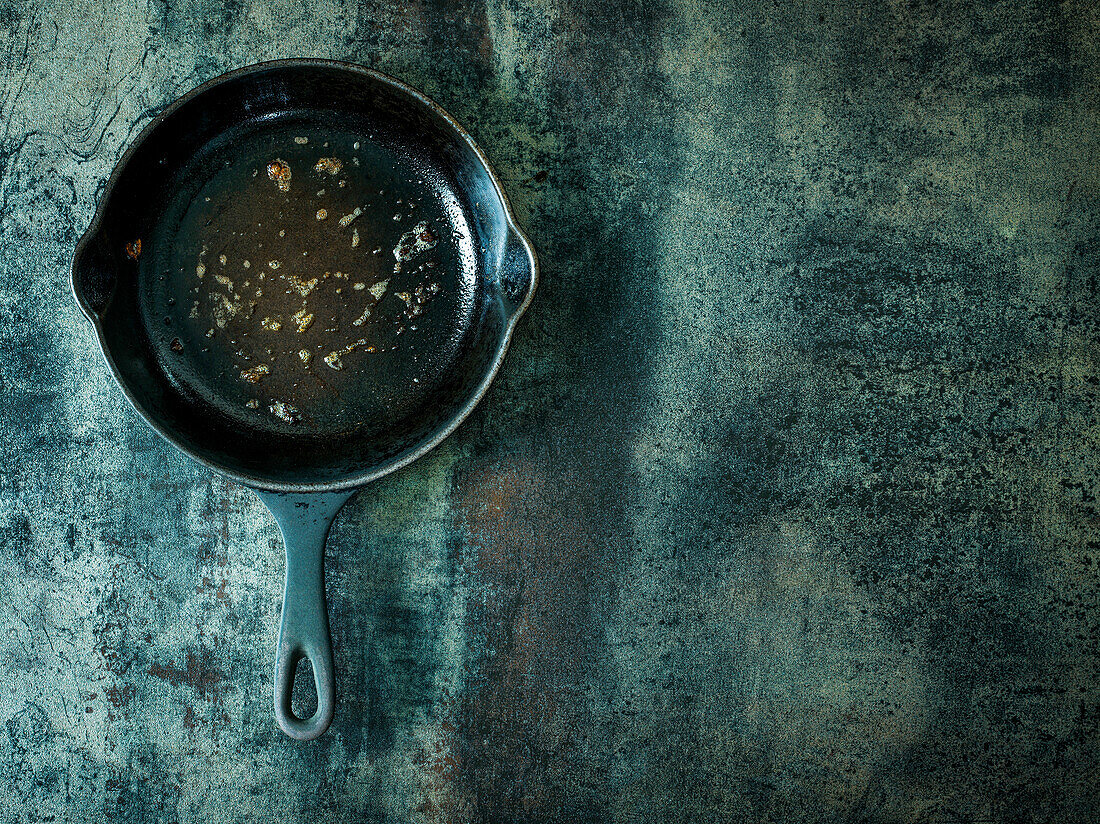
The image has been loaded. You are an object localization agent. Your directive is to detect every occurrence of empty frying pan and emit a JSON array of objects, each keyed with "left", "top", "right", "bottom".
[{"left": 70, "top": 59, "right": 537, "bottom": 740}]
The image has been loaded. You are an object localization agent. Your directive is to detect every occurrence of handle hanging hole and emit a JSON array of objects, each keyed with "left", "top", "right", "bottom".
[{"left": 291, "top": 654, "right": 318, "bottom": 721}]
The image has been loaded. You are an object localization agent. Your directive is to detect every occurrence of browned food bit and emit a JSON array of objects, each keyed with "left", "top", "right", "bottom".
[
  {"left": 270, "top": 401, "right": 301, "bottom": 424},
  {"left": 240, "top": 363, "right": 271, "bottom": 383},
  {"left": 392, "top": 221, "right": 437, "bottom": 273},
  {"left": 292, "top": 308, "right": 314, "bottom": 333},
  {"left": 338, "top": 207, "right": 362, "bottom": 228},
  {"left": 323, "top": 338, "right": 374, "bottom": 370},
  {"left": 169, "top": 338, "right": 184, "bottom": 352},
  {"left": 368, "top": 279, "right": 389, "bottom": 300},
  {"left": 267, "top": 159, "right": 292, "bottom": 191},
  {"left": 316, "top": 208, "right": 328, "bottom": 221},
  {"left": 314, "top": 157, "right": 343, "bottom": 176},
  {"left": 246, "top": 399, "right": 259, "bottom": 409},
  {"left": 125, "top": 239, "right": 142, "bottom": 260},
  {"left": 212, "top": 294, "right": 243, "bottom": 328},
  {"left": 284, "top": 274, "right": 318, "bottom": 297},
  {"left": 261, "top": 317, "right": 282, "bottom": 331},
  {"left": 395, "top": 282, "right": 441, "bottom": 320}
]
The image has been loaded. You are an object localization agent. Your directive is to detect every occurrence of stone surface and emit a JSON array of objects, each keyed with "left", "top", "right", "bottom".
[{"left": 1, "top": 0, "right": 1099, "bottom": 821}]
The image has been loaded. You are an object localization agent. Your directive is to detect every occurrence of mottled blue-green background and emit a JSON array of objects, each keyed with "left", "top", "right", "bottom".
[{"left": 2, "top": 0, "right": 1099, "bottom": 821}]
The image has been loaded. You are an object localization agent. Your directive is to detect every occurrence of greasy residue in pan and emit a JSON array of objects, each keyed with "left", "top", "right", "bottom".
[{"left": 138, "top": 123, "right": 479, "bottom": 436}]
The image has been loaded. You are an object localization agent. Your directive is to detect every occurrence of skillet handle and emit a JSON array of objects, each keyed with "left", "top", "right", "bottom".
[{"left": 256, "top": 488, "right": 354, "bottom": 741}]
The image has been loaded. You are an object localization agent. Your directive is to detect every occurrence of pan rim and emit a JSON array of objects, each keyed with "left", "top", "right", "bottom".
[{"left": 71, "top": 58, "right": 538, "bottom": 493}]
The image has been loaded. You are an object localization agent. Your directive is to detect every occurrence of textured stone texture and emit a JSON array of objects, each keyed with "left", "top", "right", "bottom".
[{"left": 1, "top": 0, "right": 1099, "bottom": 821}]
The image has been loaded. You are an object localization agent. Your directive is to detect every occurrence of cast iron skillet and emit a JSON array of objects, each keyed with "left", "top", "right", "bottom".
[{"left": 70, "top": 59, "right": 536, "bottom": 740}]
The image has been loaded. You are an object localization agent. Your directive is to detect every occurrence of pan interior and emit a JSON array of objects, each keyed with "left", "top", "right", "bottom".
[
  {"left": 84, "top": 65, "right": 520, "bottom": 487},
  {"left": 140, "top": 116, "right": 478, "bottom": 440}
]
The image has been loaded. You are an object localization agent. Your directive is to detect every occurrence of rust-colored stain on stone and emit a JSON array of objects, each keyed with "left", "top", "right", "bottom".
[
  {"left": 103, "top": 682, "right": 135, "bottom": 709},
  {"left": 452, "top": 458, "right": 615, "bottom": 817},
  {"left": 148, "top": 649, "right": 225, "bottom": 701}
]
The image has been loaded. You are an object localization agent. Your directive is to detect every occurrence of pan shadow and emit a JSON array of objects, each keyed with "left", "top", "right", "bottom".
[{"left": 322, "top": 444, "right": 467, "bottom": 760}]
